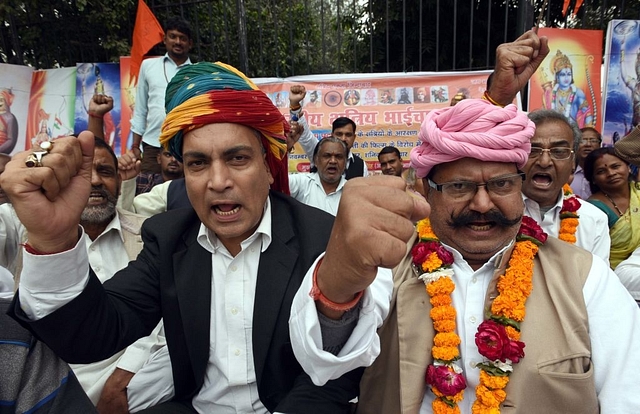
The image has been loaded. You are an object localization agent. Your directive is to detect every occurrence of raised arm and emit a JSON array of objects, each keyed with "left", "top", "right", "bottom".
[{"left": 488, "top": 28, "right": 550, "bottom": 107}]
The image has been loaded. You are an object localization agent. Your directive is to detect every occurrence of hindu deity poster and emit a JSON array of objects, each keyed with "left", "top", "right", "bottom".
[
  {"left": 528, "top": 27, "right": 603, "bottom": 132},
  {"left": 0, "top": 63, "right": 34, "bottom": 154},
  {"left": 602, "top": 20, "right": 640, "bottom": 146},
  {"left": 26, "top": 67, "right": 76, "bottom": 151},
  {"left": 75, "top": 63, "right": 122, "bottom": 154}
]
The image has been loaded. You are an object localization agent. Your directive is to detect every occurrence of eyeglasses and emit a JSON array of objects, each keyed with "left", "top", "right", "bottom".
[
  {"left": 428, "top": 173, "right": 525, "bottom": 201},
  {"left": 529, "top": 147, "right": 574, "bottom": 160},
  {"left": 581, "top": 138, "right": 602, "bottom": 145}
]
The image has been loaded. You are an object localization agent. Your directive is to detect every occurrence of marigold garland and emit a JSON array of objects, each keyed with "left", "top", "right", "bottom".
[
  {"left": 412, "top": 217, "right": 547, "bottom": 414},
  {"left": 558, "top": 184, "right": 580, "bottom": 244}
]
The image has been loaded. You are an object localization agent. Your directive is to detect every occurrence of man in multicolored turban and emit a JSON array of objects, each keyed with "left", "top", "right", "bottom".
[
  {"left": 290, "top": 30, "right": 640, "bottom": 414},
  {"left": 4, "top": 61, "right": 384, "bottom": 413},
  {"left": 0, "top": 88, "right": 19, "bottom": 154}
]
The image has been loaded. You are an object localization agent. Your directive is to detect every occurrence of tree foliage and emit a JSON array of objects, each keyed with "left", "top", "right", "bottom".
[{"left": 1, "top": 0, "right": 639, "bottom": 75}]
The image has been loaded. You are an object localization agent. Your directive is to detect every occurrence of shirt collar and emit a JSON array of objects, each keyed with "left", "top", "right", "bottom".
[
  {"left": 310, "top": 172, "right": 347, "bottom": 193},
  {"left": 85, "top": 210, "right": 125, "bottom": 243},
  {"left": 197, "top": 197, "right": 273, "bottom": 254},
  {"left": 163, "top": 53, "right": 192, "bottom": 68},
  {"left": 522, "top": 191, "right": 563, "bottom": 214}
]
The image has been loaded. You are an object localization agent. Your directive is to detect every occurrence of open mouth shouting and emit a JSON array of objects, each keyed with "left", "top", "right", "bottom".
[{"left": 213, "top": 203, "right": 241, "bottom": 218}]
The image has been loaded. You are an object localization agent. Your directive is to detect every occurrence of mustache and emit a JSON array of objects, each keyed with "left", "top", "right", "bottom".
[{"left": 447, "top": 210, "right": 522, "bottom": 229}]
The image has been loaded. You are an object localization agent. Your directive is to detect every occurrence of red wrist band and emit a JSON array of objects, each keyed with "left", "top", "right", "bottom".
[
  {"left": 88, "top": 112, "right": 104, "bottom": 119},
  {"left": 21, "top": 243, "right": 47, "bottom": 255},
  {"left": 309, "top": 257, "right": 364, "bottom": 312}
]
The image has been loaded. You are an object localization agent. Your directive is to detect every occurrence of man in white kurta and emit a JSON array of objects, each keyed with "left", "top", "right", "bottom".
[{"left": 522, "top": 109, "right": 610, "bottom": 263}]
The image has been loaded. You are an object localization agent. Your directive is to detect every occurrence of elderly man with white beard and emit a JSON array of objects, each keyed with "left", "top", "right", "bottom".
[{"left": 0, "top": 137, "right": 164, "bottom": 414}]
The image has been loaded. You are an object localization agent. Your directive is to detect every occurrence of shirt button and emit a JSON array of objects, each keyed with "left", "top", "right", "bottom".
[
  {"left": 469, "top": 360, "right": 477, "bottom": 368},
  {"left": 231, "top": 308, "right": 238, "bottom": 315},
  {"left": 90, "top": 246, "right": 96, "bottom": 252},
  {"left": 230, "top": 265, "right": 238, "bottom": 272},
  {"left": 470, "top": 316, "right": 477, "bottom": 323},
  {"left": 471, "top": 277, "right": 477, "bottom": 283},
  {"left": 94, "top": 266, "right": 101, "bottom": 272},
  {"left": 234, "top": 349, "right": 241, "bottom": 356}
]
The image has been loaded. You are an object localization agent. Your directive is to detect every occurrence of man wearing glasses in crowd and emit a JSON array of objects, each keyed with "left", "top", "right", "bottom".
[{"left": 521, "top": 110, "right": 610, "bottom": 261}]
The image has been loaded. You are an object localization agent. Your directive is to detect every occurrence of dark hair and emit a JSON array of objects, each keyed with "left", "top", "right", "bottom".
[
  {"left": 94, "top": 137, "right": 118, "bottom": 172},
  {"left": 310, "top": 137, "right": 348, "bottom": 173},
  {"left": 332, "top": 117, "right": 357, "bottom": 133},
  {"left": 583, "top": 147, "right": 628, "bottom": 194},
  {"left": 378, "top": 146, "right": 401, "bottom": 160},
  {"left": 165, "top": 16, "right": 192, "bottom": 39},
  {"left": 579, "top": 126, "right": 602, "bottom": 143},
  {"left": 527, "top": 109, "right": 581, "bottom": 154}
]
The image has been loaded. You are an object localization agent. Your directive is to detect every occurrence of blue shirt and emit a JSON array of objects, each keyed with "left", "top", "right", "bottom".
[{"left": 130, "top": 54, "right": 191, "bottom": 148}]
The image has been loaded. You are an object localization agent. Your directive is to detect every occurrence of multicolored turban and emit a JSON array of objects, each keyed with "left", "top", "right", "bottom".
[
  {"left": 410, "top": 99, "right": 535, "bottom": 178},
  {"left": 159, "top": 62, "right": 290, "bottom": 194}
]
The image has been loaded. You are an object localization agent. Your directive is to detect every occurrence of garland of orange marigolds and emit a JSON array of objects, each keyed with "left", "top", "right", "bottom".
[{"left": 412, "top": 217, "right": 548, "bottom": 413}]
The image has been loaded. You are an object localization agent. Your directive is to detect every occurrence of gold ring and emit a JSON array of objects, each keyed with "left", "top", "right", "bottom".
[{"left": 25, "top": 141, "right": 53, "bottom": 168}]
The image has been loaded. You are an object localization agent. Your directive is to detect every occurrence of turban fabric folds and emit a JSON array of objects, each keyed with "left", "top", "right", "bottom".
[
  {"left": 410, "top": 99, "right": 535, "bottom": 178},
  {"left": 159, "top": 62, "right": 290, "bottom": 194}
]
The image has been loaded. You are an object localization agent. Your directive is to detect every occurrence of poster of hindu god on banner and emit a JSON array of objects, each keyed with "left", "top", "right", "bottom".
[
  {"left": 602, "top": 20, "right": 640, "bottom": 146},
  {"left": 528, "top": 27, "right": 603, "bottom": 132}
]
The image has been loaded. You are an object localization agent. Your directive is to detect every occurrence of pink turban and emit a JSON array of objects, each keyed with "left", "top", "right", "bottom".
[{"left": 410, "top": 99, "right": 534, "bottom": 178}]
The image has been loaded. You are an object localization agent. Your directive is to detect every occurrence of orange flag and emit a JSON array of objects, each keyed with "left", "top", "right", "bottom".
[
  {"left": 129, "top": 0, "right": 164, "bottom": 86},
  {"left": 562, "top": 0, "right": 571, "bottom": 17},
  {"left": 573, "top": 0, "right": 584, "bottom": 16}
]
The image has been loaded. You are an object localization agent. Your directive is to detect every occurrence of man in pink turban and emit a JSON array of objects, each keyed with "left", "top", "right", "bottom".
[{"left": 295, "top": 69, "right": 640, "bottom": 413}]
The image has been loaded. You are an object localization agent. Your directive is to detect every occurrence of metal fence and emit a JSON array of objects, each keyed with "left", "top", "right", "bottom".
[{"left": 1, "top": 0, "right": 639, "bottom": 76}]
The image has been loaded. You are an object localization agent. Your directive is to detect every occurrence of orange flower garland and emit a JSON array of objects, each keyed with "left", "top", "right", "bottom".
[
  {"left": 558, "top": 184, "right": 580, "bottom": 244},
  {"left": 413, "top": 219, "right": 464, "bottom": 413},
  {"left": 413, "top": 217, "right": 547, "bottom": 414}
]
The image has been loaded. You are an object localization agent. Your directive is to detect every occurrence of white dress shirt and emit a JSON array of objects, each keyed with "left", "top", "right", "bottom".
[
  {"left": 614, "top": 247, "right": 640, "bottom": 301},
  {"left": 15, "top": 211, "right": 165, "bottom": 405},
  {"left": 294, "top": 239, "right": 640, "bottom": 413},
  {"left": 118, "top": 178, "right": 170, "bottom": 217},
  {"left": 288, "top": 172, "right": 346, "bottom": 216},
  {"left": 19, "top": 198, "right": 376, "bottom": 413},
  {"left": 0, "top": 204, "right": 27, "bottom": 276},
  {"left": 523, "top": 192, "right": 611, "bottom": 263},
  {"left": 130, "top": 54, "right": 191, "bottom": 148}
]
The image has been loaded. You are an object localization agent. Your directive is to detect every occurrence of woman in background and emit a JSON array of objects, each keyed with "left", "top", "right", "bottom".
[{"left": 585, "top": 147, "right": 640, "bottom": 268}]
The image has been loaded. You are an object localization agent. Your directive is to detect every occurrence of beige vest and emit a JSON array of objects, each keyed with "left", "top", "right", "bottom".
[{"left": 357, "top": 236, "right": 598, "bottom": 414}]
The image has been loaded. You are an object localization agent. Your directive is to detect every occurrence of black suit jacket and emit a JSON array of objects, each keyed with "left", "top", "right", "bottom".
[{"left": 10, "top": 191, "right": 362, "bottom": 413}]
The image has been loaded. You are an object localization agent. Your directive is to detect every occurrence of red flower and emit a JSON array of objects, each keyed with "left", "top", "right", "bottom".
[
  {"left": 426, "top": 365, "right": 467, "bottom": 396},
  {"left": 476, "top": 320, "right": 526, "bottom": 363},
  {"left": 475, "top": 320, "right": 510, "bottom": 361},
  {"left": 502, "top": 337, "right": 526, "bottom": 363},
  {"left": 411, "top": 242, "right": 432, "bottom": 266},
  {"left": 518, "top": 216, "right": 548, "bottom": 244},
  {"left": 561, "top": 196, "right": 581, "bottom": 213},
  {"left": 434, "top": 243, "right": 454, "bottom": 266}
]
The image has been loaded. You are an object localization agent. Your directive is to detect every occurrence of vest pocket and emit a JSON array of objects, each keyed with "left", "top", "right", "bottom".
[{"left": 537, "top": 353, "right": 593, "bottom": 378}]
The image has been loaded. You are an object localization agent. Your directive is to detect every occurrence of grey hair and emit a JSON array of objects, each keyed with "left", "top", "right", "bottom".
[{"left": 527, "top": 109, "right": 582, "bottom": 154}]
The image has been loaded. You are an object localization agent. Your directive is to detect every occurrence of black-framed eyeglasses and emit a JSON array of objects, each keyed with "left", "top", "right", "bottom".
[
  {"left": 529, "top": 147, "right": 574, "bottom": 160},
  {"left": 428, "top": 173, "right": 525, "bottom": 201}
]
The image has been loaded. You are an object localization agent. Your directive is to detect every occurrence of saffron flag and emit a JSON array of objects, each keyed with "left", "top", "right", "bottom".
[
  {"left": 129, "top": 0, "right": 164, "bottom": 86},
  {"left": 563, "top": 0, "right": 584, "bottom": 18}
]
